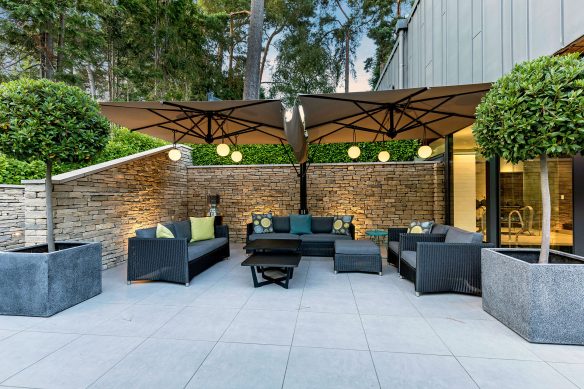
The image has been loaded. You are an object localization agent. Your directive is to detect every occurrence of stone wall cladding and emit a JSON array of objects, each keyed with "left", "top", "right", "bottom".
[
  {"left": 187, "top": 162, "right": 444, "bottom": 243},
  {"left": 0, "top": 185, "right": 25, "bottom": 250},
  {"left": 23, "top": 146, "right": 192, "bottom": 269}
]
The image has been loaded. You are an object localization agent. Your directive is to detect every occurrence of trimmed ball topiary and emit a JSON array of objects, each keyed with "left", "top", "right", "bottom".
[
  {"left": 0, "top": 78, "right": 111, "bottom": 251},
  {"left": 473, "top": 54, "right": 584, "bottom": 262}
]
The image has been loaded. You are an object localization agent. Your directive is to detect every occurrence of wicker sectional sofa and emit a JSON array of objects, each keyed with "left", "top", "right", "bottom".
[
  {"left": 246, "top": 216, "right": 355, "bottom": 257},
  {"left": 128, "top": 221, "right": 230, "bottom": 286}
]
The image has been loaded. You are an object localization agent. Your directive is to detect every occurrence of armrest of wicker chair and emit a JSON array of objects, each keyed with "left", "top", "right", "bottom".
[
  {"left": 399, "top": 233, "right": 446, "bottom": 252},
  {"left": 127, "top": 237, "right": 189, "bottom": 285},
  {"left": 388, "top": 227, "right": 408, "bottom": 242},
  {"left": 415, "top": 242, "right": 495, "bottom": 295},
  {"left": 349, "top": 223, "right": 356, "bottom": 239}
]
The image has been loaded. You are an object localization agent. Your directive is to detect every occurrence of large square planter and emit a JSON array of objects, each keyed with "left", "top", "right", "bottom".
[
  {"left": 0, "top": 241, "right": 102, "bottom": 317},
  {"left": 482, "top": 248, "right": 584, "bottom": 345}
]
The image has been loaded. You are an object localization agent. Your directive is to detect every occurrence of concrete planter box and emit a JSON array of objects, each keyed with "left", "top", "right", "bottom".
[
  {"left": 482, "top": 248, "right": 584, "bottom": 345},
  {"left": 0, "top": 242, "right": 102, "bottom": 317}
]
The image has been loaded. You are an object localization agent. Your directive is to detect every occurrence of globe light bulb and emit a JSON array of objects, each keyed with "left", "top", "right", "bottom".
[
  {"left": 347, "top": 145, "right": 361, "bottom": 159},
  {"left": 168, "top": 148, "right": 182, "bottom": 161},
  {"left": 378, "top": 150, "right": 390, "bottom": 162},
  {"left": 231, "top": 150, "right": 243, "bottom": 163},
  {"left": 216, "top": 143, "right": 230, "bottom": 157},
  {"left": 417, "top": 145, "right": 433, "bottom": 159}
]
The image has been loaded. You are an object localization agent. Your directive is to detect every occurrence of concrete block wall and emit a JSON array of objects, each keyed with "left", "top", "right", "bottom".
[{"left": 0, "top": 185, "right": 25, "bottom": 250}]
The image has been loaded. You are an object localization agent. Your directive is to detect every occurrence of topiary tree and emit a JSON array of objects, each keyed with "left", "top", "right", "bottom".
[
  {"left": 473, "top": 54, "right": 584, "bottom": 263},
  {"left": 0, "top": 79, "right": 111, "bottom": 252}
]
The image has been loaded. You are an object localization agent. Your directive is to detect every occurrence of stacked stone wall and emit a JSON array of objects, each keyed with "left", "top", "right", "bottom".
[{"left": 0, "top": 185, "right": 25, "bottom": 250}]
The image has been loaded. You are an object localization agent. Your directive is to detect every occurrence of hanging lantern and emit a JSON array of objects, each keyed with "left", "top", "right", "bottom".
[
  {"left": 168, "top": 148, "right": 182, "bottom": 161},
  {"left": 216, "top": 143, "right": 230, "bottom": 157},
  {"left": 231, "top": 150, "right": 243, "bottom": 163},
  {"left": 378, "top": 150, "right": 390, "bottom": 162},
  {"left": 417, "top": 145, "right": 432, "bottom": 159},
  {"left": 348, "top": 145, "right": 361, "bottom": 159}
]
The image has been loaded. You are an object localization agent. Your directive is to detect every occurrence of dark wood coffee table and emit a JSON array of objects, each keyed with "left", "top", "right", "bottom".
[{"left": 242, "top": 239, "right": 301, "bottom": 289}]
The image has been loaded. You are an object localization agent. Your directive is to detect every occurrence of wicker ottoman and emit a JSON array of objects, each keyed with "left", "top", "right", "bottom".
[{"left": 334, "top": 240, "right": 382, "bottom": 275}]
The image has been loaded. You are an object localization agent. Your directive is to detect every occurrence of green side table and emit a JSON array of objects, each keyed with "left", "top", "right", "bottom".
[{"left": 365, "top": 229, "right": 388, "bottom": 246}]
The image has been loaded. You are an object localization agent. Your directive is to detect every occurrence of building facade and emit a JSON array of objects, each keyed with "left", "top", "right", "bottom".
[{"left": 377, "top": 0, "right": 584, "bottom": 255}]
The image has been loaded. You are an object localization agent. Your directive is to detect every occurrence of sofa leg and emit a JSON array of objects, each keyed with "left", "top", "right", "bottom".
[
  {"left": 127, "top": 281, "right": 131, "bottom": 285},
  {"left": 185, "top": 282, "right": 190, "bottom": 287},
  {"left": 378, "top": 272, "right": 382, "bottom": 276},
  {"left": 415, "top": 292, "right": 421, "bottom": 297},
  {"left": 334, "top": 270, "right": 338, "bottom": 274}
]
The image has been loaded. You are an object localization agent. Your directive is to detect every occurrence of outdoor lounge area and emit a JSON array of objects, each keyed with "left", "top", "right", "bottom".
[{"left": 1, "top": 244, "right": 584, "bottom": 389}]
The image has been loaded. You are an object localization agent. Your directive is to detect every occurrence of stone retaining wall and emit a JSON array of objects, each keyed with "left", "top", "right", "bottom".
[
  {"left": 187, "top": 162, "right": 445, "bottom": 243},
  {"left": 0, "top": 185, "right": 25, "bottom": 250}
]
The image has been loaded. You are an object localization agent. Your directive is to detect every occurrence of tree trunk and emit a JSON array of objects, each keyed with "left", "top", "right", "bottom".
[
  {"left": 344, "top": 28, "right": 350, "bottom": 93},
  {"left": 86, "top": 64, "right": 96, "bottom": 99},
  {"left": 539, "top": 154, "right": 551, "bottom": 263},
  {"left": 56, "top": 13, "right": 65, "bottom": 75},
  {"left": 260, "top": 26, "right": 283, "bottom": 83},
  {"left": 46, "top": 160, "right": 55, "bottom": 253},
  {"left": 243, "top": 0, "right": 265, "bottom": 100}
]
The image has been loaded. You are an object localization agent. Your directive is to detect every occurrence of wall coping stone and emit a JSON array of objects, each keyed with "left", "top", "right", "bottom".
[
  {"left": 187, "top": 160, "right": 441, "bottom": 169},
  {"left": 0, "top": 184, "right": 25, "bottom": 189},
  {"left": 22, "top": 144, "right": 192, "bottom": 184}
]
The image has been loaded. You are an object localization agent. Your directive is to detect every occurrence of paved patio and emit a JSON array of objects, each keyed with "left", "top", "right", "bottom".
[{"left": 0, "top": 245, "right": 583, "bottom": 389}]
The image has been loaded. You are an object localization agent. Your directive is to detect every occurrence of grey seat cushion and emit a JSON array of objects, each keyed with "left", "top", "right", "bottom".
[
  {"left": 136, "top": 223, "right": 176, "bottom": 239},
  {"left": 301, "top": 233, "right": 352, "bottom": 243},
  {"left": 388, "top": 241, "right": 399, "bottom": 254},
  {"left": 431, "top": 224, "right": 450, "bottom": 235},
  {"left": 272, "top": 216, "right": 290, "bottom": 233},
  {"left": 311, "top": 217, "right": 334, "bottom": 233},
  {"left": 248, "top": 233, "right": 299, "bottom": 241},
  {"left": 187, "top": 237, "right": 228, "bottom": 261},
  {"left": 335, "top": 240, "right": 380, "bottom": 255},
  {"left": 172, "top": 220, "right": 191, "bottom": 240},
  {"left": 444, "top": 227, "right": 483, "bottom": 243},
  {"left": 401, "top": 250, "right": 417, "bottom": 268}
]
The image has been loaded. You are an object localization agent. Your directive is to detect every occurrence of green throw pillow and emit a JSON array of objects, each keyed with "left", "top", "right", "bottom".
[
  {"left": 290, "top": 214, "right": 312, "bottom": 235},
  {"left": 190, "top": 216, "right": 215, "bottom": 242},
  {"left": 252, "top": 212, "right": 273, "bottom": 234},
  {"left": 407, "top": 220, "right": 434, "bottom": 234},
  {"left": 332, "top": 215, "right": 353, "bottom": 235},
  {"left": 156, "top": 223, "right": 175, "bottom": 239}
]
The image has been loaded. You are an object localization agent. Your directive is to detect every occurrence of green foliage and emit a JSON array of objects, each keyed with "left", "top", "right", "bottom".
[
  {"left": 190, "top": 140, "right": 419, "bottom": 165},
  {"left": 0, "top": 78, "right": 110, "bottom": 164},
  {"left": 0, "top": 126, "right": 167, "bottom": 184},
  {"left": 473, "top": 54, "right": 584, "bottom": 164}
]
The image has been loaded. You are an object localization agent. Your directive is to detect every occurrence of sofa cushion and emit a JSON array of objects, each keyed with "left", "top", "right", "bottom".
[
  {"left": 388, "top": 241, "right": 399, "bottom": 255},
  {"left": 300, "top": 233, "right": 352, "bottom": 243},
  {"left": 431, "top": 224, "right": 450, "bottom": 235},
  {"left": 187, "top": 237, "right": 228, "bottom": 261},
  {"left": 173, "top": 220, "right": 191, "bottom": 240},
  {"left": 136, "top": 224, "right": 175, "bottom": 239},
  {"left": 190, "top": 216, "right": 215, "bottom": 242},
  {"left": 252, "top": 212, "right": 273, "bottom": 234},
  {"left": 312, "top": 217, "right": 334, "bottom": 233},
  {"left": 248, "top": 233, "right": 300, "bottom": 241},
  {"left": 272, "top": 216, "right": 290, "bottom": 233},
  {"left": 335, "top": 240, "right": 379, "bottom": 255},
  {"left": 444, "top": 227, "right": 483, "bottom": 243},
  {"left": 332, "top": 215, "right": 353, "bottom": 235},
  {"left": 401, "top": 250, "right": 417, "bottom": 269},
  {"left": 290, "top": 214, "right": 312, "bottom": 235},
  {"left": 156, "top": 223, "right": 175, "bottom": 239}
]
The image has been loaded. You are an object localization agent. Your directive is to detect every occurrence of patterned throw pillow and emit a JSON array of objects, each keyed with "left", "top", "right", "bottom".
[
  {"left": 252, "top": 213, "right": 274, "bottom": 234},
  {"left": 331, "top": 215, "right": 353, "bottom": 235},
  {"left": 407, "top": 220, "right": 434, "bottom": 234}
]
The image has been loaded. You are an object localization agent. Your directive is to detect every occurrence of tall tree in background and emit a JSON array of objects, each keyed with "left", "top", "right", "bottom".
[{"left": 243, "top": 0, "right": 264, "bottom": 99}]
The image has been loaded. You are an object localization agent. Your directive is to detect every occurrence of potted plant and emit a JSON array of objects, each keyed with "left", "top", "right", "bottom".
[
  {"left": 473, "top": 54, "right": 584, "bottom": 344},
  {"left": 0, "top": 78, "right": 111, "bottom": 317}
]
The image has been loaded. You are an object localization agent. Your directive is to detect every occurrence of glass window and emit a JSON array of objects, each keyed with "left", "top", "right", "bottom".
[{"left": 499, "top": 158, "right": 573, "bottom": 252}]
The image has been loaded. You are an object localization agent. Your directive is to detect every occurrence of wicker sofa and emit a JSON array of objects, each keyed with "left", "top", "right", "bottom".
[
  {"left": 246, "top": 216, "right": 355, "bottom": 257},
  {"left": 388, "top": 224, "right": 494, "bottom": 296},
  {"left": 128, "top": 221, "right": 229, "bottom": 286}
]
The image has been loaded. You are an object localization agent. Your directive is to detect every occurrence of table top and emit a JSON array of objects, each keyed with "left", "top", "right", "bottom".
[
  {"left": 365, "top": 230, "right": 388, "bottom": 237},
  {"left": 241, "top": 253, "right": 301, "bottom": 268},
  {"left": 244, "top": 239, "right": 301, "bottom": 252}
]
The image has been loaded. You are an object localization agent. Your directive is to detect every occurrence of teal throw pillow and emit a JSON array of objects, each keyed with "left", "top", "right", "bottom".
[
  {"left": 331, "top": 215, "right": 353, "bottom": 235},
  {"left": 290, "top": 214, "right": 312, "bottom": 235},
  {"left": 252, "top": 212, "right": 273, "bottom": 234}
]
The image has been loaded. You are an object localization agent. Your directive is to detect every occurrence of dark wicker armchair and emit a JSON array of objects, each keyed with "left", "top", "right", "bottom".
[{"left": 398, "top": 230, "right": 495, "bottom": 296}]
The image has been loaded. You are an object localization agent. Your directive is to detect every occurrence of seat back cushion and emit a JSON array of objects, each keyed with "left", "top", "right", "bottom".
[
  {"left": 431, "top": 224, "right": 450, "bottom": 235},
  {"left": 444, "top": 226, "right": 483, "bottom": 243},
  {"left": 173, "top": 220, "right": 191, "bottom": 240},
  {"left": 272, "top": 216, "right": 290, "bottom": 232},
  {"left": 136, "top": 223, "right": 176, "bottom": 239},
  {"left": 290, "top": 214, "right": 312, "bottom": 235},
  {"left": 312, "top": 217, "right": 334, "bottom": 233},
  {"left": 190, "top": 216, "right": 216, "bottom": 242}
]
